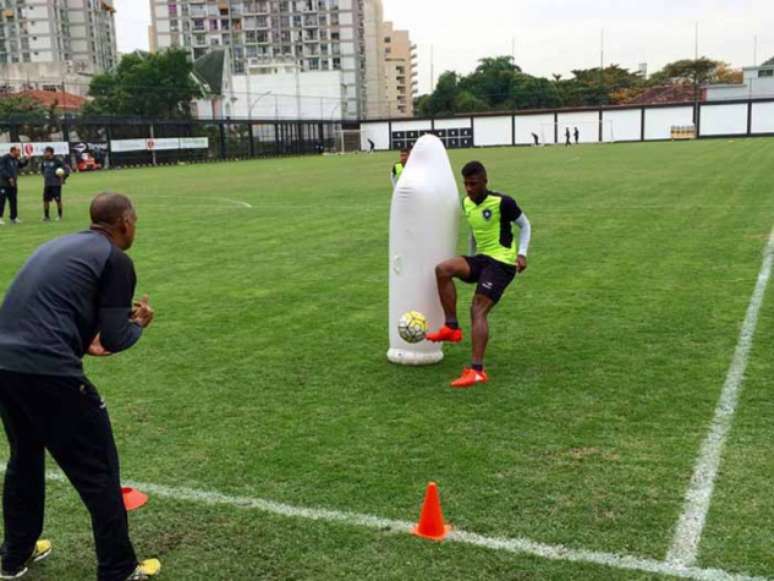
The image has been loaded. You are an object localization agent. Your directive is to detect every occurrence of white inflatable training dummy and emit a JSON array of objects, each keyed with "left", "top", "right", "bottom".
[{"left": 387, "top": 135, "right": 460, "bottom": 365}]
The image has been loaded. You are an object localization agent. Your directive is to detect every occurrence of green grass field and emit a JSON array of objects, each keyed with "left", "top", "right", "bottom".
[{"left": 0, "top": 139, "right": 773, "bottom": 580}]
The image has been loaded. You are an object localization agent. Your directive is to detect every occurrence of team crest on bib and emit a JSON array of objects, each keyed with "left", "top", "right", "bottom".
[{"left": 483, "top": 209, "right": 493, "bottom": 221}]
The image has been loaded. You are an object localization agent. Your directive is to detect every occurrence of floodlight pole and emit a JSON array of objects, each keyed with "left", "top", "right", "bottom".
[{"left": 693, "top": 22, "right": 700, "bottom": 125}]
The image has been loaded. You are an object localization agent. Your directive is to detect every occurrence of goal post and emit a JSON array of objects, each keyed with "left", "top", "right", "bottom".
[
  {"left": 540, "top": 120, "right": 615, "bottom": 145},
  {"left": 332, "top": 129, "right": 364, "bottom": 154}
]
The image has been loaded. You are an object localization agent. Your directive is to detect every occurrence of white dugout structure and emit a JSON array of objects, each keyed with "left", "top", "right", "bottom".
[{"left": 359, "top": 98, "right": 774, "bottom": 151}]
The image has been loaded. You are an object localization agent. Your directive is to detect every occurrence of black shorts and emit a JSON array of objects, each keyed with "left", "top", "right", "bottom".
[
  {"left": 43, "top": 186, "right": 62, "bottom": 202},
  {"left": 463, "top": 255, "right": 517, "bottom": 303}
]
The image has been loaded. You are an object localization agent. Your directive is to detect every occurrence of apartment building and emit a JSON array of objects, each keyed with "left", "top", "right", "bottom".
[
  {"left": 150, "top": 0, "right": 390, "bottom": 119},
  {"left": 382, "top": 20, "right": 415, "bottom": 117},
  {"left": 0, "top": 0, "right": 118, "bottom": 96}
]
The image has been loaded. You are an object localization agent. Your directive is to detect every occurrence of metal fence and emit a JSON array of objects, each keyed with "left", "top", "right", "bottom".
[{"left": 0, "top": 115, "right": 351, "bottom": 171}]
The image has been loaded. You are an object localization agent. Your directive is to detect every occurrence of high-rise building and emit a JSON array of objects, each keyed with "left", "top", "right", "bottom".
[
  {"left": 150, "top": 0, "right": 390, "bottom": 120},
  {"left": 382, "top": 21, "right": 415, "bottom": 118},
  {"left": 0, "top": 0, "right": 118, "bottom": 96}
]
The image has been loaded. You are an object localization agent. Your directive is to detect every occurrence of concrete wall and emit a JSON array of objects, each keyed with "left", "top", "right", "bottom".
[
  {"left": 752, "top": 102, "right": 774, "bottom": 134},
  {"left": 644, "top": 106, "right": 694, "bottom": 140},
  {"left": 700, "top": 104, "right": 748, "bottom": 136},
  {"left": 514, "top": 114, "right": 556, "bottom": 145},
  {"left": 473, "top": 116, "right": 512, "bottom": 147},
  {"left": 358, "top": 98, "right": 774, "bottom": 151},
  {"left": 602, "top": 109, "right": 642, "bottom": 142}
]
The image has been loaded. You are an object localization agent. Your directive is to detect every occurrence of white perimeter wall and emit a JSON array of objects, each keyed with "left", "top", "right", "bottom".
[
  {"left": 359, "top": 100, "right": 774, "bottom": 151},
  {"left": 557, "top": 111, "right": 600, "bottom": 143},
  {"left": 603, "top": 109, "right": 641, "bottom": 142},
  {"left": 434, "top": 118, "right": 472, "bottom": 129},
  {"left": 474, "top": 116, "right": 512, "bottom": 147},
  {"left": 360, "top": 122, "right": 390, "bottom": 151},
  {"left": 752, "top": 102, "right": 774, "bottom": 134},
  {"left": 700, "top": 103, "right": 748, "bottom": 136},
  {"left": 391, "top": 120, "right": 432, "bottom": 132},
  {"left": 515, "top": 114, "right": 555, "bottom": 145},
  {"left": 644, "top": 106, "right": 694, "bottom": 140}
]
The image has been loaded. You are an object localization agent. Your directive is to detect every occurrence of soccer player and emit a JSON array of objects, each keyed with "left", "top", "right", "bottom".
[
  {"left": 531, "top": 132, "right": 540, "bottom": 146},
  {"left": 426, "top": 161, "right": 532, "bottom": 388},
  {"left": 565, "top": 127, "right": 572, "bottom": 146},
  {"left": 390, "top": 147, "right": 411, "bottom": 188},
  {"left": 574, "top": 126, "right": 580, "bottom": 144},
  {"left": 41, "top": 146, "right": 70, "bottom": 222},
  {"left": 0, "top": 193, "right": 160, "bottom": 580},
  {"left": 0, "top": 146, "right": 29, "bottom": 225}
]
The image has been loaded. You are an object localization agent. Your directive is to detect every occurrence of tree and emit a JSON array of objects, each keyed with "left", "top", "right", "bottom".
[
  {"left": 460, "top": 56, "right": 522, "bottom": 109},
  {"left": 0, "top": 95, "right": 55, "bottom": 140},
  {"left": 83, "top": 49, "right": 204, "bottom": 119},
  {"left": 416, "top": 71, "right": 462, "bottom": 117},
  {"left": 649, "top": 58, "right": 722, "bottom": 86},
  {"left": 553, "top": 65, "right": 644, "bottom": 107},
  {"left": 0, "top": 95, "right": 48, "bottom": 122}
]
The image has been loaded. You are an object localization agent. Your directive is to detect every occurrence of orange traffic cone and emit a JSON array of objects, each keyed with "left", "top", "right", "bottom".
[
  {"left": 122, "top": 487, "right": 149, "bottom": 512},
  {"left": 411, "top": 482, "right": 451, "bottom": 541}
]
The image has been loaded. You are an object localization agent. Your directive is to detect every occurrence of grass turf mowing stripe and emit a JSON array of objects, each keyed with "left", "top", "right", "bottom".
[
  {"left": 8, "top": 468, "right": 765, "bottom": 581},
  {"left": 667, "top": 227, "right": 774, "bottom": 567}
]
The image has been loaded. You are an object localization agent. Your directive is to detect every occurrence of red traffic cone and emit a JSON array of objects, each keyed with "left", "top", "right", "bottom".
[
  {"left": 122, "top": 487, "right": 148, "bottom": 512},
  {"left": 411, "top": 482, "right": 451, "bottom": 541}
]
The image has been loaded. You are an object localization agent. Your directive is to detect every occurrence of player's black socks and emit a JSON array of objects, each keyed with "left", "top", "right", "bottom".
[
  {"left": 446, "top": 320, "right": 459, "bottom": 330},
  {"left": 44, "top": 210, "right": 49, "bottom": 219},
  {"left": 472, "top": 363, "right": 484, "bottom": 372}
]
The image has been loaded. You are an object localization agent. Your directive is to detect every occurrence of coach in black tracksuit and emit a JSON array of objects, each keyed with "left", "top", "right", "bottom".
[
  {"left": 0, "top": 146, "right": 29, "bottom": 224},
  {"left": 0, "top": 193, "right": 156, "bottom": 580}
]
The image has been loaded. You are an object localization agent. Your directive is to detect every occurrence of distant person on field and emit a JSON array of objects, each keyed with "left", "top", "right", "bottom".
[
  {"left": 368, "top": 138, "right": 375, "bottom": 153},
  {"left": 0, "top": 193, "right": 160, "bottom": 581},
  {"left": 426, "top": 161, "right": 532, "bottom": 388},
  {"left": 574, "top": 127, "right": 580, "bottom": 144},
  {"left": 0, "top": 146, "right": 29, "bottom": 225},
  {"left": 41, "top": 146, "right": 70, "bottom": 222},
  {"left": 565, "top": 128, "right": 571, "bottom": 147},
  {"left": 531, "top": 132, "right": 540, "bottom": 146},
  {"left": 390, "top": 147, "right": 411, "bottom": 188}
]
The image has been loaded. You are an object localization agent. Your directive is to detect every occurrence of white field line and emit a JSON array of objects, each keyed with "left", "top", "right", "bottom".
[
  {"left": 15, "top": 469, "right": 764, "bottom": 581},
  {"left": 667, "top": 227, "right": 774, "bottom": 567},
  {"left": 218, "top": 198, "right": 253, "bottom": 209}
]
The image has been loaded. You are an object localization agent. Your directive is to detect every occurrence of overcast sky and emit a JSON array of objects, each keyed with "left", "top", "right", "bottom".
[{"left": 116, "top": 0, "right": 770, "bottom": 94}]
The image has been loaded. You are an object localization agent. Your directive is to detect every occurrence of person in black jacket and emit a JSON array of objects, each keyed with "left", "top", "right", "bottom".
[
  {"left": 0, "top": 146, "right": 29, "bottom": 225},
  {"left": 41, "top": 146, "right": 70, "bottom": 222},
  {"left": 0, "top": 193, "right": 161, "bottom": 581}
]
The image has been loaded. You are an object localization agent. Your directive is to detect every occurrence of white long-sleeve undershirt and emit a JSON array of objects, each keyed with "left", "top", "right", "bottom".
[{"left": 515, "top": 212, "right": 531, "bottom": 257}]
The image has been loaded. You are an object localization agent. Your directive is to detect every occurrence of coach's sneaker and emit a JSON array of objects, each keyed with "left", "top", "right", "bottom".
[
  {"left": 0, "top": 540, "right": 52, "bottom": 579},
  {"left": 426, "top": 325, "right": 463, "bottom": 343},
  {"left": 10, "top": 218, "right": 21, "bottom": 225},
  {"left": 450, "top": 368, "right": 489, "bottom": 389},
  {"left": 42, "top": 216, "right": 51, "bottom": 222},
  {"left": 125, "top": 559, "right": 161, "bottom": 580}
]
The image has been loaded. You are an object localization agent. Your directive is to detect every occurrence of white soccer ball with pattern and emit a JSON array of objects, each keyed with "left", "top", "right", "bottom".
[
  {"left": 55, "top": 168, "right": 66, "bottom": 177},
  {"left": 398, "top": 311, "right": 429, "bottom": 344}
]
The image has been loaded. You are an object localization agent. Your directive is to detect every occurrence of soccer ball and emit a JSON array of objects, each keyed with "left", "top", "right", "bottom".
[
  {"left": 55, "top": 168, "right": 66, "bottom": 177},
  {"left": 398, "top": 311, "right": 428, "bottom": 344}
]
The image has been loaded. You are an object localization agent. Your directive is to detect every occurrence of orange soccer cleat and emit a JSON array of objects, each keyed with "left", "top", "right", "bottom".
[
  {"left": 450, "top": 368, "right": 489, "bottom": 389},
  {"left": 425, "top": 326, "right": 463, "bottom": 343}
]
